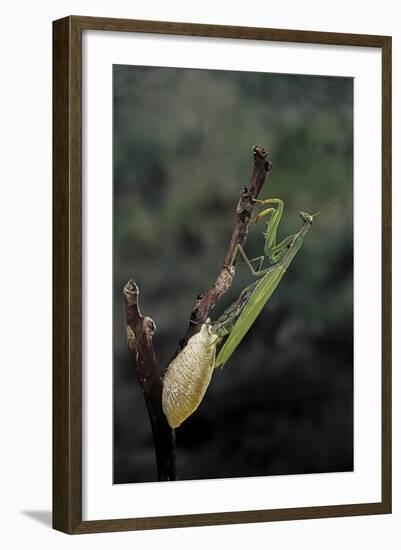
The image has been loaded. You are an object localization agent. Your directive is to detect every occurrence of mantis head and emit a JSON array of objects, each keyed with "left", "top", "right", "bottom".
[
  {"left": 299, "top": 211, "right": 314, "bottom": 225},
  {"left": 301, "top": 198, "right": 338, "bottom": 225}
]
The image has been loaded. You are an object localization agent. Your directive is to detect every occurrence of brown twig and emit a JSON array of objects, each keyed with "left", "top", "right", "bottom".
[
  {"left": 179, "top": 144, "right": 272, "bottom": 348},
  {"left": 123, "top": 145, "right": 271, "bottom": 481},
  {"left": 123, "top": 279, "right": 176, "bottom": 481}
]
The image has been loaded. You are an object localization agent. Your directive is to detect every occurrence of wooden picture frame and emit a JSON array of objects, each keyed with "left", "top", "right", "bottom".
[{"left": 53, "top": 15, "right": 392, "bottom": 534}]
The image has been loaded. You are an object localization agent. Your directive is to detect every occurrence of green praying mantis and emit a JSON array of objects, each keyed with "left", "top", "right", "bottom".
[
  {"left": 213, "top": 197, "right": 321, "bottom": 368},
  {"left": 162, "top": 196, "right": 329, "bottom": 428}
]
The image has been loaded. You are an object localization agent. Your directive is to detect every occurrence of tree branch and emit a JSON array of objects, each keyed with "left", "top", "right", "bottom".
[
  {"left": 179, "top": 144, "right": 272, "bottom": 348},
  {"left": 123, "top": 279, "right": 176, "bottom": 481},
  {"left": 123, "top": 145, "right": 271, "bottom": 482}
]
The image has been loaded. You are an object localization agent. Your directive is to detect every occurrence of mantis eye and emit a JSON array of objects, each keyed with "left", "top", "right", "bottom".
[{"left": 299, "top": 211, "right": 313, "bottom": 225}]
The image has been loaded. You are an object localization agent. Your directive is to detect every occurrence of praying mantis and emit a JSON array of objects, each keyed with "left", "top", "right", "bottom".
[
  {"left": 213, "top": 197, "right": 319, "bottom": 368},
  {"left": 162, "top": 196, "right": 327, "bottom": 427}
]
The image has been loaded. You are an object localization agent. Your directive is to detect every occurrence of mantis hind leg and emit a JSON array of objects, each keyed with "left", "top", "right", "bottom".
[
  {"left": 234, "top": 244, "right": 272, "bottom": 277},
  {"left": 211, "top": 280, "right": 259, "bottom": 339},
  {"left": 249, "top": 255, "right": 265, "bottom": 272}
]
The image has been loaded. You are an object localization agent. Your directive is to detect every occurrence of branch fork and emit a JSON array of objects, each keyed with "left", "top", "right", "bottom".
[{"left": 123, "top": 145, "right": 271, "bottom": 481}]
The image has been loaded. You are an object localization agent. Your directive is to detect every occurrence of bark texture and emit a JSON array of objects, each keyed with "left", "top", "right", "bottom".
[{"left": 123, "top": 145, "right": 271, "bottom": 481}]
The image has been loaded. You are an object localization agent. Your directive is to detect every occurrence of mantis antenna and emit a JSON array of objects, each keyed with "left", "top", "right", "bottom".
[{"left": 311, "top": 197, "right": 339, "bottom": 219}]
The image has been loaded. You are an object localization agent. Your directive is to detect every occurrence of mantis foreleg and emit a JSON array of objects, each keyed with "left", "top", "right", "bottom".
[
  {"left": 214, "top": 198, "right": 316, "bottom": 369},
  {"left": 254, "top": 198, "right": 284, "bottom": 260}
]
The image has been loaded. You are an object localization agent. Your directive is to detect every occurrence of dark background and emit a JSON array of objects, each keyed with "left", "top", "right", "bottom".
[{"left": 113, "top": 65, "right": 353, "bottom": 483}]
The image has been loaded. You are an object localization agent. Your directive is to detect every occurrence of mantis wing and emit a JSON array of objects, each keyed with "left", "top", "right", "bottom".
[{"left": 215, "top": 264, "right": 286, "bottom": 369}]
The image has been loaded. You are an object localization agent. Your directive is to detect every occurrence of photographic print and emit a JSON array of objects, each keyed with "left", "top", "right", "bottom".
[
  {"left": 113, "top": 65, "right": 354, "bottom": 484},
  {"left": 53, "top": 16, "right": 390, "bottom": 533}
]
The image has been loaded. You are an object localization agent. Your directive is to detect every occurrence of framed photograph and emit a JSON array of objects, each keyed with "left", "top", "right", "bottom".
[{"left": 53, "top": 16, "right": 392, "bottom": 534}]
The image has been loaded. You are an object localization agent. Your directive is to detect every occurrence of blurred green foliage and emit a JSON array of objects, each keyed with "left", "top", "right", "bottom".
[{"left": 113, "top": 65, "right": 353, "bottom": 483}]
